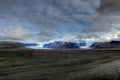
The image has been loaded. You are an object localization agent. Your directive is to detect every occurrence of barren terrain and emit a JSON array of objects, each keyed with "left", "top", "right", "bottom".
[{"left": 0, "top": 49, "right": 120, "bottom": 80}]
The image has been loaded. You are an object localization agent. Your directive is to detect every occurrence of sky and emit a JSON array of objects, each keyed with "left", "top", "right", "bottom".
[{"left": 0, "top": 0, "right": 120, "bottom": 43}]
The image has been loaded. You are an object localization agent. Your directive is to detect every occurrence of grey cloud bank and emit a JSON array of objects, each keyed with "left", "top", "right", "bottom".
[
  {"left": 0, "top": 0, "right": 120, "bottom": 43},
  {"left": 99, "top": 0, "right": 120, "bottom": 12}
]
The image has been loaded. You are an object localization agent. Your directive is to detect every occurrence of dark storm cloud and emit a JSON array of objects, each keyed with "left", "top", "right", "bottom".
[{"left": 99, "top": 0, "right": 120, "bottom": 12}]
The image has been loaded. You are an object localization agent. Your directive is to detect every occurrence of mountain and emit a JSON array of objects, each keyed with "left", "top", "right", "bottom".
[
  {"left": 90, "top": 41, "right": 120, "bottom": 49},
  {"left": 43, "top": 41, "right": 79, "bottom": 49},
  {"left": 16, "top": 42, "right": 39, "bottom": 47},
  {"left": 0, "top": 41, "right": 25, "bottom": 49}
]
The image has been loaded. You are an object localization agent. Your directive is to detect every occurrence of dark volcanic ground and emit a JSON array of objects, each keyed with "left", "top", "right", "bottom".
[{"left": 0, "top": 49, "right": 120, "bottom": 80}]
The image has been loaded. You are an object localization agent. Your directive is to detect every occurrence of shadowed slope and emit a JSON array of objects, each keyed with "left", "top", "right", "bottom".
[{"left": 0, "top": 41, "right": 25, "bottom": 49}]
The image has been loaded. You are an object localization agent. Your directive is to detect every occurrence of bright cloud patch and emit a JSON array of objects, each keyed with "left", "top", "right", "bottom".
[{"left": 5, "top": 27, "right": 31, "bottom": 40}]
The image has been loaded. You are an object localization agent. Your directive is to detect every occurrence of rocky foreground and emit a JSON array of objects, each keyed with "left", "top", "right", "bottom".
[{"left": 0, "top": 49, "right": 119, "bottom": 80}]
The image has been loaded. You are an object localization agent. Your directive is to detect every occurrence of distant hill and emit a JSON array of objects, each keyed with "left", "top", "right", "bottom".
[
  {"left": 43, "top": 41, "right": 79, "bottom": 49},
  {"left": 0, "top": 41, "right": 25, "bottom": 49},
  {"left": 43, "top": 41, "right": 120, "bottom": 49},
  {"left": 1, "top": 40, "right": 120, "bottom": 50},
  {"left": 90, "top": 41, "right": 120, "bottom": 49},
  {"left": 16, "top": 42, "right": 39, "bottom": 47}
]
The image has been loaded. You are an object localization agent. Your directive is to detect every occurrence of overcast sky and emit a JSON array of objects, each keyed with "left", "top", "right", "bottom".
[{"left": 0, "top": 0, "right": 120, "bottom": 43}]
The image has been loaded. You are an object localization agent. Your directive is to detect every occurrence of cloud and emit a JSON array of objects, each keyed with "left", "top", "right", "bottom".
[
  {"left": 0, "top": 0, "right": 120, "bottom": 43},
  {"left": 5, "top": 26, "right": 32, "bottom": 40},
  {"left": 99, "top": 0, "right": 120, "bottom": 13},
  {"left": 40, "top": 29, "right": 53, "bottom": 37}
]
